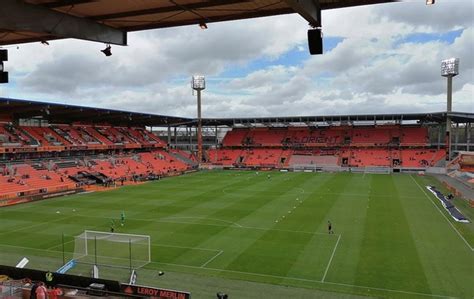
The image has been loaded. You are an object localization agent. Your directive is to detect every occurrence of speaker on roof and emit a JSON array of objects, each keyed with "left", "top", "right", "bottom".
[
  {"left": 0, "top": 49, "right": 7, "bottom": 61},
  {"left": 308, "top": 29, "right": 323, "bottom": 55},
  {"left": 0, "top": 71, "right": 8, "bottom": 83}
]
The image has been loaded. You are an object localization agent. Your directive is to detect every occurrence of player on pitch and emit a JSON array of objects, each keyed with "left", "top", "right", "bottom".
[
  {"left": 110, "top": 219, "right": 116, "bottom": 232},
  {"left": 121, "top": 211, "right": 126, "bottom": 226}
]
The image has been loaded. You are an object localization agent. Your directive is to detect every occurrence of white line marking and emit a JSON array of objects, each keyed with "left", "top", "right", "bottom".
[
  {"left": 322, "top": 281, "right": 454, "bottom": 299},
  {"left": 46, "top": 239, "right": 74, "bottom": 251},
  {"left": 0, "top": 243, "right": 62, "bottom": 254},
  {"left": 160, "top": 216, "right": 242, "bottom": 227},
  {"left": 153, "top": 244, "right": 219, "bottom": 252},
  {"left": 241, "top": 225, "right": 332, "bottom": 236},
  {"left": 62, "top": 214, "right": 333, "bottom": 237},
  {"left": 321, "top": 234, "right": 341, "bottom": 282},
  {"left": 200, "top": 250, "right": 223, "bottom": 268},
  {"left": 149, "top": 261, "right": 453, "bottom": 298},
  {"left": 0, "top": 230, "right": 453, "bottom": 298},
  {"left": 410, "top": 175, "right": 473, "bottom": 251}
]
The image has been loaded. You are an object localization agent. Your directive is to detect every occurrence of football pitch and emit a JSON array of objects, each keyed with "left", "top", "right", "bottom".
[{"left": 0, "top": 171, "right": 473, "bottom": 298}]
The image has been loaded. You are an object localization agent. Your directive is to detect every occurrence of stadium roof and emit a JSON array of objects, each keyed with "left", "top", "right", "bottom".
[
  {"left": 0, "top": 97, "right": 191, "bottom": 127},
  {"left": 0, "top": 0, "right": 395, "bottom": 46},
  {"left": 201, "top": 112, "right": 474, "bottom": 126},
  {"left": 1, "top": 97, "right": 473, "bottom": 127}
]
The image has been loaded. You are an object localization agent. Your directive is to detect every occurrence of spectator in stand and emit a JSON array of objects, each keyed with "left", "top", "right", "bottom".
[
  {"left": 35, "top": 282, "right": 48, "bottom": 299},
  {"left": 48, "top": 287, "right": 62, "bottom": 299}
]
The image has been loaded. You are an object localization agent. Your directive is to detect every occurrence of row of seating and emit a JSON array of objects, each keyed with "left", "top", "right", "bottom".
[
  {"left": 0, "top": 150, "right": 189, "bottom": 201},
  {"left": 222, "top": 126, "right": 429, "bottom": 147},
  {"left": 0, "top": 164, "right": 76, "bottom": 200},
  {"left": 207, "top": 148, "right": 444, "bottom": 168},
  {"left": 0, "top": 123, "right": 166, "bottom": 151}
]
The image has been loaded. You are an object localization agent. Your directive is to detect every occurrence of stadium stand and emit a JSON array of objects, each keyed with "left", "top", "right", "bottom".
[
  {"left": 211, "top": 125, "right": 444, "bottom": 169},
  {"left": 170, "top": 148, "right": 198, "bottom": 163},
  {"left": 288, "top": 154, "right": 339, "bottom": 167},
  {"left": 222, "top": 128, "right": 249, "bottom": 147},
  {"left": 1, "top": 98, "right": 469, "bottom": 205},
  {"left": 0, "top": 119, "right": 191, "bottom": 205},
  {"left": 207, "top": 149, "right": 243, "bottom": 166}
]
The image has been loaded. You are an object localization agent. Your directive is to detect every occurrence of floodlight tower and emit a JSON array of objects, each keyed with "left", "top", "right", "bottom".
[
  {"left": 192, "top": 75, "right": 205, "bottom": 166},
  {"left": 441, "top": 58, "right": 459, "bottom": 162}
]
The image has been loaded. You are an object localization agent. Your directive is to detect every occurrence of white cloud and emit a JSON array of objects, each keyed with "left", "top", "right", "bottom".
[{"left": 2, "top": 0, "right": 473, "bottom": 118}]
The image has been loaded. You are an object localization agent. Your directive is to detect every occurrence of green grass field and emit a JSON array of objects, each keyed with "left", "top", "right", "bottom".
[{"left": 0, "top": 171, "right": 473, "bottom": 298}]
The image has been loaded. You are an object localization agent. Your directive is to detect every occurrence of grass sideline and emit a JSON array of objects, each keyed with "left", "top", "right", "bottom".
[{"left": 0, "top": 171, "right": 472, "bottom": 298}]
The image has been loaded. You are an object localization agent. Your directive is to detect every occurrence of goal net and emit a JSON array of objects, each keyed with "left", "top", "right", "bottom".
[
  {"left": 73, "top": 230, "right": 151, "bottom": 269},
  {"left": 363, "top": 167, "right": 391, "bottom": 174}
]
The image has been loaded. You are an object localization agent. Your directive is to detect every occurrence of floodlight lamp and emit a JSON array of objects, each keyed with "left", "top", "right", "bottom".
[
  {"left": 199, "top": 22, "right": 208, "bottom": 30},
  {"left": 441, "top": 58, "right": 459, "bottom": 77},
  {"left": 101, "top": 44, "right": 112, "bottom": 57},
  {"left": 426, "top": 0, "right": 435, "bottom": 5},
  {"left": 192, "top": 75, "right": 206, "bottom": 90}
]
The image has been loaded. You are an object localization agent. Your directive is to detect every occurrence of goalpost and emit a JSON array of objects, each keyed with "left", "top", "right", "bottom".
[
  {"left": 363, "top": 167, "right": 391, "bottom": 174},
  {"left": 73, "top": 230, "right": 151, "bottom": 270}
]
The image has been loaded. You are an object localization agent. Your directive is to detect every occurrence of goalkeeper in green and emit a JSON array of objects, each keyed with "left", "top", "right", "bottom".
[{"left": 120, "top": 211, "right": 126, "bottom": 226}]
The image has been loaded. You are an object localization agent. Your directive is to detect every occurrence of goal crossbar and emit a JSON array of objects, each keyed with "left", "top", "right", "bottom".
[{"left": 74, "top": 230, "right": 151, "bottom": 269}]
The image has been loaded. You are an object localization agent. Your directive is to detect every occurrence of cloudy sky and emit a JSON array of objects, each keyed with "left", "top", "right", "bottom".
[{"left": 1, "top": 0, "right": 473, "bottom": 118}]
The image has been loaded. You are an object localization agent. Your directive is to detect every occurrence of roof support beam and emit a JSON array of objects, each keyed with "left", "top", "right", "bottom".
[
  {"left": 91, "top": 0, "right": 251, "bottom": 21},
  {"left": 284, "top": 0, "right": 321, "bottom": 27},
  {"left": 0, "top": 0, "right": 127, "bottom": 45},
  {"left": 43, "top": 0, "right": 97, "bottom": 9},
  {"left": 123, "top": 7, "right": 293, "bottom": 32}
]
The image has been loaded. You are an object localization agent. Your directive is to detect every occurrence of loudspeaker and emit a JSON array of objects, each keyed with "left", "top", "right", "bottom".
[
  {"left": 308, "top": 29, "right": 323, "bottom": 55},
  {"left": 0, "top": 72, "right": 8, "bottom": 83},
  {"left": 0, "top": 49, "right": 7, "bottom": 61}
]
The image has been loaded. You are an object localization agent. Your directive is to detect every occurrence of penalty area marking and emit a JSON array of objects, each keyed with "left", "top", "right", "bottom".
[
  {"left": 150, "top": 261, "right": 452, "bottom": 298},
  {"left": 321, "top": 234, "right": 341, "bottom": 282},
  {"left": 200, "top": 250, "right": 224, "bottom": 268},
  {"left": 152, "top": 243, "right": 220, "bottom": 252},
  {"left": 410, "top": 175, "right": 473, "bottom": 252}
]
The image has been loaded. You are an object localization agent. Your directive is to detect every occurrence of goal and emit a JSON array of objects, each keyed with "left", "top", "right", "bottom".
[{"left": 73, "top": 230, "right": 151, "bottom": 269}]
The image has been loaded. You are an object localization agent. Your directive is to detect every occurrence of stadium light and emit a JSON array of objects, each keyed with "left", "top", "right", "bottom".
[
  {"left": 199, "top": 22, "right": 208, "bottom": 30},
  {"left": 441, "top": 58, "right": 459, "bottom": 77},
  {"left": 441, "top": 58, "right": 460, "bottom": 162},
  {"left": 192, "top": 75, "right": 206, "bottom": 90},
  {"left": 101, "top": 44, "right": 112, "bottom": 56},
  {"left": 426, "top": 0, "right": 435, "bottom": 5},
  {"left": 192, "top": 75, "right": 205, "bottom": 166}
]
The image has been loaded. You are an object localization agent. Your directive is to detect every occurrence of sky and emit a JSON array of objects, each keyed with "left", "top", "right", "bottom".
[{"left": 0, "top": 0, "right": 473, "bottom": 119}]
